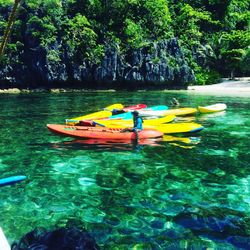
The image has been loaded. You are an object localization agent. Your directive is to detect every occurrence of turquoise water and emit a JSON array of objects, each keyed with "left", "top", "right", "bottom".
[{"left": 0, "top": 91, "right": 249, "bottom": 249}]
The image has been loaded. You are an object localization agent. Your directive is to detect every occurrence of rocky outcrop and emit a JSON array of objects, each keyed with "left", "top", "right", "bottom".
[{"left": 0, "top": 37, "right": 195, "bottom": 89}]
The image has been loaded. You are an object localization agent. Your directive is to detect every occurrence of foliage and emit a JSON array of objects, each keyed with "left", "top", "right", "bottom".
[
  {"left": 241, "top": 48, "right": 250, "bottom": 75},
  {"left": 124, "top": 19, "right": 146, "bottom": 49},
  {"left": 0, "top": 0, "right": 13, "bottom": 6},
  {"left": 218, "top": 30, "right": 250, "bottom": 77},
  {"left": 195, "top": 68, "right": 222, "bottom": 85},
  {"left": 0, "top": 0, "right": 249, "bottom": 83},
  {"left": 66, "top": 14, "right": 104, "bottom": 63},
  {"left": 26, "top": 16, "right": 57, "bottom": 47}
]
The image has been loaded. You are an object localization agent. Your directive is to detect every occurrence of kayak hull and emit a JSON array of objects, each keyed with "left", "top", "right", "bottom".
[
  {"left": 0, "top": 175, "right": 26, "bottom": 187},
  {"left": 47, "top": 124, "right": 163, "bottom": 139},
  {"left": 123, "top": 104, "right": 147, "bottom": 111},
  {"left": 95, "top": 114, "right": 176, "bottom": 127},
  {"left": 154, "top": 123, "right": 204, "bottom": 134},
  {"left": 66, "top": 103, "right": 124, "bottom": 125},
  {"left": 198, "top": 103, "right": 227, "bottom": 113},
  {"left": 95, "top": 122, "right": 204, "bottom": 134},
  {"left": 107, "top": 105, "right": 169, "bottom": 120},
  {"left": 161, "top": 108, "right": 198, "bottom": 116}
]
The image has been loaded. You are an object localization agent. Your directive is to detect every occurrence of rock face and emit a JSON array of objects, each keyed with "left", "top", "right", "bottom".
[{"left": 0, "top": 37, "right": 195, "bottom": 89}]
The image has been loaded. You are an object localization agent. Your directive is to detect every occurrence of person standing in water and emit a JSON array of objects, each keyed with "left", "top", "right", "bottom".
[
  {"left": 171, "top": 98, "right": 180, "bottom": 106},
  {"left": 132, "top": 110, "right": 143, "bottom": 141},
  {"left": 132, "top": 110, "right": 143, "bottom": 130}
]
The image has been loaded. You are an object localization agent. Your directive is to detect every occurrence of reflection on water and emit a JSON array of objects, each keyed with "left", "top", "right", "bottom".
[
  {"left": 58, "top": 138, "right": 163, "bottom": 151},
  {"left": 49, "top": 135, "right": 201, "bottom": 152},
  {"left": 0, "top": 92, "right": 249, "bottom": 249}
]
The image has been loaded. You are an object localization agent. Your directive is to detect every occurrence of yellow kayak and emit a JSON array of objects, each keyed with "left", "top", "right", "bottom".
[
  {"left": 96, "top": 122, "right": 204, "bottom": 134},
  {"left": 66, "top": 104, "right": 123, "bottom": 125},
  {"left": 162, "top": 108, "right": 197, "bottom": 116},
  {"left": 94, "top": 114, "right": 176, "bottom": 127},
  {"left": 150, "top": 123, "right": 204, "bottom": 134},
  {"left": 198, "top": 103, "right": 227, "bottom": 113}
]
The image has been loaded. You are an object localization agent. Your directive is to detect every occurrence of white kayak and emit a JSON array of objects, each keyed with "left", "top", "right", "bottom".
[
  {"left": 0, "top": 227, "right": 10, "bottom": 250},
  {"left": 198, "top": 103, "right": 227, "bottom": 113}
]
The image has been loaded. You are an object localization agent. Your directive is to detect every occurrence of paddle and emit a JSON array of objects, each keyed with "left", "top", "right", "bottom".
[
  {"left": 92, "top": 121, "right": 106, "bottom": 127},
  {"left": 0, "top": 175, "right": 26, "bottom": 187}
]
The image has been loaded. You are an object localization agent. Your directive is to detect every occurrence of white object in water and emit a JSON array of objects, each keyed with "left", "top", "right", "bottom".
[{"left": 0, "top": 227, "right": 10, "bottom": 250}]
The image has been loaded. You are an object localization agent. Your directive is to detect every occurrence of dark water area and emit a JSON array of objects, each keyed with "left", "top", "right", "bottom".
[{"left": 0, "top": 91, "right": 249, "bottom": 249}]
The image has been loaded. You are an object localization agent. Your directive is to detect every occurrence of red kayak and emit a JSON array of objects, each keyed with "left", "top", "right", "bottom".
[
  {"left": 123, "top": 104, "right": 147, "bottom": 112},
  {"left": 47, "top": 124, "right": 163, "bottom": 139}
]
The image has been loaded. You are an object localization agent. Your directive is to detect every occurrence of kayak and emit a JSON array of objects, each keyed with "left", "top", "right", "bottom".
[
  {"left": 123, "top": 104, "right": 147, "bottom": 112},
  {"left": 107, "top": 105, "right": 169, "bottom": 120},
  {"left": 142, "top": 105, "right": 168, "bottom": 111},
  {"left": 0, "top": 227, "right": 10, "bottom": 250},
  {"left": 94, "top": 114, "right": 176, "bottom": 127},
  {"left": 160, "top": 108, "right": 198, "bottom": 116},
  {"left": 104, "top": 111, "right": 133, "bottom": 120},
  {"left": 138, "top": 110, "right": 169, "bottom": 117},
  {"left": 66, "top": 103, "right": 124, "bottom": 125},
  {"left": 96, "top": 122, "right": 204, "bottom": 134},
  {"left": 112, "top": 107, "right": 196, "bottom": 118},
  {"left": 47, "top": 124, "right": 163, "bottom": 139},
  {"left": 138, "top": 105, "right": 169, "bottom": 116},
  {"left": 148, "top": 123, "right": 204, "bottom": 134},
  {"left": 0, "top": 175, "right": 26, "bottom": 187},
  {"left": 198, "top": 103, "right": 227, "bottom": 113}
]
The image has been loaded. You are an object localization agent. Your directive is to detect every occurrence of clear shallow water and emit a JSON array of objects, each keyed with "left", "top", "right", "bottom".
[{"left": 0, "top": 91, "right": 249, "bottom": 249}]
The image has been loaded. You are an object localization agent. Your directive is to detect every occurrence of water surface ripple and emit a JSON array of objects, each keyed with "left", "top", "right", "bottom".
[{"left": 0, "top": 92, "right": 249, "bottom": 249}]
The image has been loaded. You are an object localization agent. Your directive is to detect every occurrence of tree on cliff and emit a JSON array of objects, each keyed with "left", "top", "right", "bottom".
[{"left": 0, "top": 0, "right": 249, "bottom": 87}]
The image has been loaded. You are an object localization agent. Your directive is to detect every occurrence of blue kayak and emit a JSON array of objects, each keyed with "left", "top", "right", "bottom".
[
  {"left": 143, "top": 105, "right": 168, "bottom": 111},
  {"left": 109, "top": 112, "right": 133, "bottom": 120},
  {"left": 0, "top": 175, "right": 26, "bottom": 187},
  {"left": 108, "top": 105, "right": 169, "bottom": 120}
]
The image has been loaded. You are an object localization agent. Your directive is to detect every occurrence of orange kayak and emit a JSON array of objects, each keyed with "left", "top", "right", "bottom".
[{"left": 47, "top": 124, "right": 163, "bottom": 140}]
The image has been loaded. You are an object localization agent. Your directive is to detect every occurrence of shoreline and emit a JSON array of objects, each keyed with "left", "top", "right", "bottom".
[
  {"left": 186, "top": 77, "right": 250, "bottom": 96},
  {"left": 1, "top": 77, "right": 250, "bottom": 96}
]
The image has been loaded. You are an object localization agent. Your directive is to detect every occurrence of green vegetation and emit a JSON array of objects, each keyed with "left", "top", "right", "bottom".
[{"left": 0, "top": 0, "right": 249, "bottom": 85}]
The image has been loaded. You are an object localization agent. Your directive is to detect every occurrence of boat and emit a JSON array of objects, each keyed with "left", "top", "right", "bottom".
[
  {"left": 147, "top": 123, "right": 204, "bottom": 134},
  {"left": 0, "top": 175, "right": 26, "bottom": 187},
  {"left": 94, "top": 114, "right": 176, "bottom": 127},
  {"left": 149, "top": 123, "right": 204, "bottom": 134},
  {"left": 0, "top": 227, "right": 10, "bottom": 250},
  {"left": 161, "top": 108, "right": 198, "bottom": 116},
  {"left": 96, "top": 122, "right": 204, "bottom": 134},
  {"left": 123, "top": 104, "right": 147, "bottom": 112},
  {"left": 107, "top": 105, "right": 170, "bottom": 120},
  {"left": 138, "top": 105, "right": 169, "bottom": 116},
  {"left": 138, "top": 110, "right": 169, "bottom": 117},
  {"left": 198, "top": 103, "right": 227, "bottom": 113},
  {"left": 66, "top": 103, "right": 124, "bottom": 125},
  {"left": 142, "top": 105, "right": 169, "bottom": 111},
  {"left": 47, "top": 124, "right": 163, "bottom": 139}
]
